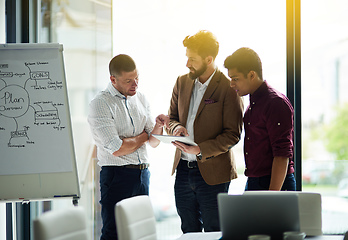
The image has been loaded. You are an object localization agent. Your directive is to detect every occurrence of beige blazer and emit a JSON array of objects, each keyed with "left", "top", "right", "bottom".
[{"left": 167, "top": 69, "right": 244, "bottom": 185}]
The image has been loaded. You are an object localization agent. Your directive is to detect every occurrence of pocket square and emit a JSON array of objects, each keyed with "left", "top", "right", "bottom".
[{"left": 204, "top": 99, "right": 217, "bottom": 104}]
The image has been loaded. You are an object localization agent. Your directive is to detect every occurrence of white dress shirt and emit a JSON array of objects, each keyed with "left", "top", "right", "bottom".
[
  {"left": 181, "top": 69, "right": 216, "bottom": 161},
  {"left": 88, "top": 82, "right": 154, "bottom": 166}
]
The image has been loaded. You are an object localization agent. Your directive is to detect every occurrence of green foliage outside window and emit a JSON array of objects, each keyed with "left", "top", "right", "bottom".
[{"left": 325, "top": 103, "right": 348, "bottom": 160}]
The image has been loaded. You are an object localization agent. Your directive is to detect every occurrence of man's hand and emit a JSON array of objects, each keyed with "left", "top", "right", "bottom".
[
  {"left": 149, "top": 114, "right": 169, "bottom": 148},
  {"left": 172, "top": 141, "right": 200, "bottom": 155},
  {"left": 173, "top": 125, "right": 189, "bottom": 136},
  {"left": 155, "top": 114, "right": 170, "bottom": 129}
]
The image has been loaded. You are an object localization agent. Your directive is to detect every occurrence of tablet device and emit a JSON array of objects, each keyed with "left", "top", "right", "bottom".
[{"left": 152, "top": 134, "right": 197, "bottom": 146}]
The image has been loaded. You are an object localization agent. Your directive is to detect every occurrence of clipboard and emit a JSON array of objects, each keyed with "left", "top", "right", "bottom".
[{"left": 152, "top": 134, "right": 197, "bottom": 146}]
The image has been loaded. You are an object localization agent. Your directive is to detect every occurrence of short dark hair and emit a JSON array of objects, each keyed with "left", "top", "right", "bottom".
[
  {"left": 109, "top": 54, "right": 136, "bottom": 76},
  {"left": 224, "top": 47, "right": 263, "bottom": 79},
  {"left": 183, "top": 30, "right": 219, "bottom": 59}
]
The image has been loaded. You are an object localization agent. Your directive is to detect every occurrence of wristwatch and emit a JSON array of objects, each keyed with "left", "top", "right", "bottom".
[{"left": 196, "top": 152, "right": 202, "bottom": 160}]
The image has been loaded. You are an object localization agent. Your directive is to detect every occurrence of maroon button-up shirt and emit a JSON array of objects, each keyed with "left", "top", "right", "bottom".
[{"left": 244, "top": 81, "right": 295, "bottom": 177}]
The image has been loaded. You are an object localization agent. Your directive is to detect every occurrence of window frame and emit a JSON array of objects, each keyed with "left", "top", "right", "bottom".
[{"left": 286, "top": 0, "right": 302, "bottom": 191}]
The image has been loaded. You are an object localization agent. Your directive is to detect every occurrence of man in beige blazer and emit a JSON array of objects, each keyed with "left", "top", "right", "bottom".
[{"left": 166, "top": 30, "right": 243, "bottom": 233}]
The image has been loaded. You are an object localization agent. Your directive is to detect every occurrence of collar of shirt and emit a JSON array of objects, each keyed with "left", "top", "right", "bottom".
[
  {"left": 107, "top": 82, "right": 132, "bottom": 100},
  {"left": 193, "top": 68, "right": 216, "bottom": 88},
  {"left": 194, "top": 73, "right": 213, "bottom": 91},
  {"left": 249, "top": 80, "right": 268, "bottom": 104}
]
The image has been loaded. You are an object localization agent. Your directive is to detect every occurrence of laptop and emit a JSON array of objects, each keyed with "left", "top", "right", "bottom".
[{"left": 218, "top": 193, "right": 300, "bottom": 240}]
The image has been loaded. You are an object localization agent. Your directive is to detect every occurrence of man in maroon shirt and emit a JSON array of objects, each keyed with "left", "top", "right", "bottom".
[{"left": 224, "top": 47, "right": 296, "bottom": 191}]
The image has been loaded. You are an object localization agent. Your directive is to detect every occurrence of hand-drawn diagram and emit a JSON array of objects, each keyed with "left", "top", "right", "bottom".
[
  {"left": 0, "top": 45, "right": 74, "bottom": 176},
  {"left": 0, "top": 61, "right": 65, "bottom": 148}
]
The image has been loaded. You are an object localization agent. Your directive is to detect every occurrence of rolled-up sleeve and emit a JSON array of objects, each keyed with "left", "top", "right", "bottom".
[{"left": 266, "top": 98, "right": 294, "bottom": 158}]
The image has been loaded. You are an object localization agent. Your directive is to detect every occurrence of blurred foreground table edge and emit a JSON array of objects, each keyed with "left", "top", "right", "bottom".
[{"left": 175, "top": 232, "right": 344, "bottom": 240}]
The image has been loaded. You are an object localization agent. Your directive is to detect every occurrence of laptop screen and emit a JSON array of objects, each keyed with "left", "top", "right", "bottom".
[{"left": 218, "top": 193, "right": 300, "bottom": 240}]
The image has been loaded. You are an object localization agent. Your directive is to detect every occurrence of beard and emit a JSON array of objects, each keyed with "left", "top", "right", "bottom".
[{"left": 188, "top": 62, "right": 207, "bottom": 79}]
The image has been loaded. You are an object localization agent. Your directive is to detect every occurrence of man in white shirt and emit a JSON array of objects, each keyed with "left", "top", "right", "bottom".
[{"left": 88, "top": 54, "right": 168, "bottom": 240}]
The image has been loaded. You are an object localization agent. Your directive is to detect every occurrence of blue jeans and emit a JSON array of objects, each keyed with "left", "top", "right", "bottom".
[
  {"left": 174, "top": 160, "right": 230, "bottom": 233},
  {"left": 99, "top": 166, "right": 150, "bottom": 240},
  {"left": 245, "top": 173, "right": 296, "bottom": 191}
]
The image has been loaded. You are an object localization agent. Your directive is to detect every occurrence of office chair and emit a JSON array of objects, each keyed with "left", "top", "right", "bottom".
[
  {"left": 33, "top": 206, "right": 90, "bottom": 240},
  {"left": 115, "top": 195, "right": 157, "bottom": 240}
]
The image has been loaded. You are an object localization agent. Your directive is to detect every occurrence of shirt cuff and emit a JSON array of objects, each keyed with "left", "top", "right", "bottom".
[{"left": 105, "top": 137, "right": 123, "bottom": 154}]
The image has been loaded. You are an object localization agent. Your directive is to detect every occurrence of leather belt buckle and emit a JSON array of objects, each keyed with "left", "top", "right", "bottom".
[
  {"left": 187, "top": 161, "right": 197, "bottom": 169},
  {"left": 139, "top": 163, "right": 149, "bottom": 170}
]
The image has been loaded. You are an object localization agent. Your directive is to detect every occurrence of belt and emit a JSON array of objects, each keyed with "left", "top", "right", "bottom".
[
  {"left": 119, "top": 163, "right": 149, "bottom": 170},
  {"left": 181, "top": 160, "right": 198, "bottom": 169}
]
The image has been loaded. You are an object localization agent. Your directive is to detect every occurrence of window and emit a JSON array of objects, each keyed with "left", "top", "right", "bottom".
[{"left": 302, "top": 0, "right": 348, "bottom": 234}]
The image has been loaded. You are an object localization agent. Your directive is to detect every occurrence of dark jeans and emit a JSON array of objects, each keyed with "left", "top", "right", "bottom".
[
  {"left": 245, "top": 173, "right": 296, "bottom": 191},
  {"left": 174, "top": 160, "right": 230, "bottom": 233},
  {"left": 99, "top": 166, "right": 150, "bottom": 240}
]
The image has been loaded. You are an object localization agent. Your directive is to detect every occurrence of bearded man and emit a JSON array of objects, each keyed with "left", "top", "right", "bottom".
[{"left": 166, "top": 30, "right": 244, "bottom": 233}]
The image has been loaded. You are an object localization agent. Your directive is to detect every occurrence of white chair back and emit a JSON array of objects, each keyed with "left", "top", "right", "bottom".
[
  {"left": 115, "top": 195, "right": 157, "bottom": 240},
  {"left": 33, "top": 206, "right": 90, "bottom": 240}
]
